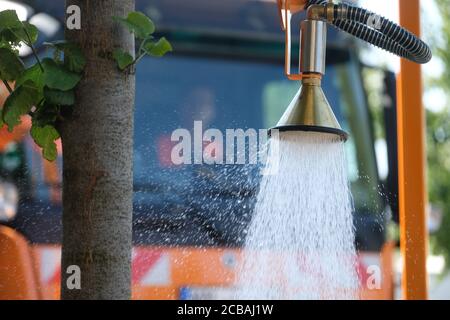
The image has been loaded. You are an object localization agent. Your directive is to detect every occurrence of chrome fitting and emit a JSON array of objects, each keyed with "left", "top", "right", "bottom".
[
  {"left": 300, "top": 19, "right": 327, "bottom": 75},
  {"left": 326, "top": 2, "right": 335, "bottom": 23},
  {"left": 306, "top": 4, "right": 327, "bottom": 21}
]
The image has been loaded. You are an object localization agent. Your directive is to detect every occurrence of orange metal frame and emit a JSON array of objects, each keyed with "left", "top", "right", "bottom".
[{"left": 397, "top": 0, "right": 428, "bottom": 300}]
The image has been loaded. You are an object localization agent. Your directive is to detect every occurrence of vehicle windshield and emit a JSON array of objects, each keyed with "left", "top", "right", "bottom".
[{"left": 131, "top": 54, "right": 382, "bottom": 246}]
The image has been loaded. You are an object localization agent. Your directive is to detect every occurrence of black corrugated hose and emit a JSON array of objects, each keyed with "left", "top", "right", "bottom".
[{"left": 306, "top": 0, "right": 432, "bottom": 64}]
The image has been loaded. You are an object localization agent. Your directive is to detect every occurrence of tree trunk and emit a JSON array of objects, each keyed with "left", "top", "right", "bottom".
[{"left": 60, "top": 0, "right": 135, "bottom": 299}]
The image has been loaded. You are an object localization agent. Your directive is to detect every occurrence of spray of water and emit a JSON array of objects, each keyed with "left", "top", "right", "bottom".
[{"left": 235, "top": 131, "right": 359, "bottom": 300}]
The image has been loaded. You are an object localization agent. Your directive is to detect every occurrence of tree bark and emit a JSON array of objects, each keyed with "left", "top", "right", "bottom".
[{"left": 60, "top": 0, "right": 135, "bottom": 299}]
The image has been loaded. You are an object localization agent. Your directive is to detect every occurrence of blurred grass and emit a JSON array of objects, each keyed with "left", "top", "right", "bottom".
[{"left": 427, "top": 0, "right": 450, "bottom": 267}]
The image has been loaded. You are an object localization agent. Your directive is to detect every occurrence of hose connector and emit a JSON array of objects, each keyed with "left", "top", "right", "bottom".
[
  {"left": 326, "top": 2, "right": 334, "bottom": 23},
  {"left": 335, "top": 3, "right": 348, "bottom": 21},
  {"left": 305, "top": 0, "right": 432, "bottom": 64}
]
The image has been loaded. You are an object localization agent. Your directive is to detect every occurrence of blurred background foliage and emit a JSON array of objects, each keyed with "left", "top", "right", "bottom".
[{"left": 427, "top": 0, "right": 450, "bottom": 266}]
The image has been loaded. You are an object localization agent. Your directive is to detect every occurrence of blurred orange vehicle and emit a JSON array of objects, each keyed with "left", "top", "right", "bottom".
[{"left": 0, "top": 0, "right": 398, "bottom": 300}]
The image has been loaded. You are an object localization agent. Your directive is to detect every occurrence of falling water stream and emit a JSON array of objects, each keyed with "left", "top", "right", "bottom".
[{"left": 235, "top": 131, "right": 359, "bottom": 300}]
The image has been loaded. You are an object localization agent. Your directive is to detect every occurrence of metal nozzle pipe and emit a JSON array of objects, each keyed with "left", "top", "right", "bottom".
[{"left": 300, "top": 19, "right": 327, "bottom": 75}]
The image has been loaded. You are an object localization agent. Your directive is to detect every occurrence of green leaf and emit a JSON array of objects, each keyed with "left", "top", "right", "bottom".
[
  {"left": 0, "top": 10, "right": 22, "bottom": 31},
  {"left": 44, "top": 87, "right": 75, "bottom": 106},
  {"left": 32, "top": 103, "right": 58, "bottom": 127},
  {"left": 44, "top": 41, "right": 86, "bottom": 73},
  {"left": 42, "top": 58, "right": 82, "bottom": 91},
  {"left": 16, "top": 63, "right": 44, "bottom": 89},
  {"left": 10, "top": 22, "right": 39, "bottom": 45},
  {"left": 113, "top": 49, "right": 134, "bottom": 70},
  {"left": 113, "top": 11, "right": 155, "bottom": 39},
  {"left": 143, "top": 37, "right": 172, "bottom": 57},
  {"left": 15, "top": 63, "right": 45, "bottom": 103},
  {"left": 0, "top": 12, "right": 38, "bottom": 46},
  {"left": 2, "top": 80, "right": 39, "bottom": 130},
  {"left": 0, "top": 29, "right": 20, "bottom": 47},
  {"left": 0, "top": 47, "right": 25, "bottom": 81},
  {"left": 30, "top": 124, "right": 60, "bottom": 161}
]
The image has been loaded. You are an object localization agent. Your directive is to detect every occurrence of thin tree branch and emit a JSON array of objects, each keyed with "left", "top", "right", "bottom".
[
  {"left": 2, "top": 80, "right": 13, "bottom": 94},
  {"left": 128, "top": 38, "right": 151, "bottom": 69},
  {"left": 22, "top": 25, "right": 44, "bottom": 72}
]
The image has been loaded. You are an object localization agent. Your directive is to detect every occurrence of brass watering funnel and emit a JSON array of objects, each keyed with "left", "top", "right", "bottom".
[{"left": 272, "top": 0, "right": 348, "bottom": 140}]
